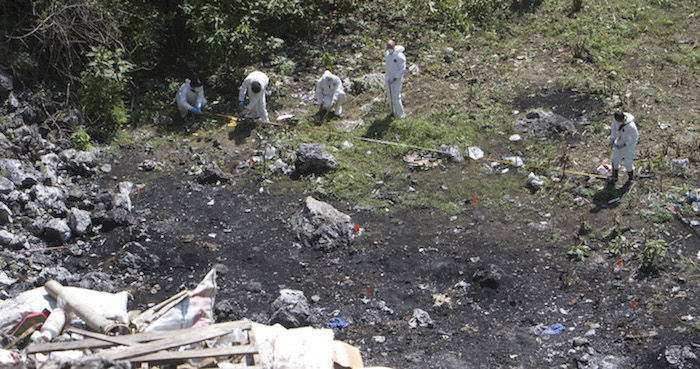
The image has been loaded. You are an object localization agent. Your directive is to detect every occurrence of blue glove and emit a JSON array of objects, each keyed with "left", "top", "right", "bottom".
[
  {"left": 192, "top": 107, "right": 202, "bottom": 114},
  {"left": 238, "top": 101, "right": 245, "bottom": 107}
]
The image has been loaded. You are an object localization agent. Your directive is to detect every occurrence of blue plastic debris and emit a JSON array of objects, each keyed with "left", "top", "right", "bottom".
[
  {"left": 328, "top": 317, "right": 349, "bottom": 329},
  {"left": 538, "top": 324, "right": 566, "bottom": 335}
]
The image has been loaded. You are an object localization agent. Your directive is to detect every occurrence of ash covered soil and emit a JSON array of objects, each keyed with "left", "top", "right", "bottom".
[{"left": 60, "top": 125, "right": 699, "bottom": 369}]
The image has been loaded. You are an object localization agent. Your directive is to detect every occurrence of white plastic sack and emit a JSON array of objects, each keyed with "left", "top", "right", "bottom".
[
  {"left": 0, "top": 286, "right": 128, "bottom": 335},
  {"left": 252, "top": 323, "right": 334, "bottom": 369},
  {"left": 143, "top": 268, "right": 216, "bottom": 331}
]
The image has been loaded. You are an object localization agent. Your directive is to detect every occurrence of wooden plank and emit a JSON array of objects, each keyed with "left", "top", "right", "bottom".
[
  {"left": 27, "top": 320, "right": 252, "bottom": 354},
  {"left": 129, "top": 345, "right": 259, "bottom": 363},
  {"left": 67, "top": 327, "right": 144, "bottom": 347},
  {"left": 98, "top": 325, "right": 238, "bottom": 361}
]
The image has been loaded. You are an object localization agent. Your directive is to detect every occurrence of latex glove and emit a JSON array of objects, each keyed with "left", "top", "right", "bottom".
[
  {"left": 239, "top": 101, "right": 245, "bottom": 107},
  {"left": 191, "top": 107, "right": 202, "bottom": 114}
]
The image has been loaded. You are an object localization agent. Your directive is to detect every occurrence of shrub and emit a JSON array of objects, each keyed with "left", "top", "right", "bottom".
[
  {"left": 70, "top": 125, "right": 92, "bottom": 151},
  {"left": 80, "top": 46, "right": 134, "bottom": 142}
]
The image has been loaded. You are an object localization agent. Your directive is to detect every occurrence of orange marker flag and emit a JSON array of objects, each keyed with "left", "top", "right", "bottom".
[
  {"left": 616, "top": 259, "right": 621, "bottom": 266},
  {"left": 366, "top": 286, "right": 371, "bottom": 295},
  {"left": 354, "top": 223, "right": 360, "bottom": 232},
  {"left": 631, "top": 300, "right": 636, "bottom": 308},
  {"left": 473, "top": 196, "right": 477, "bottom": 205}
]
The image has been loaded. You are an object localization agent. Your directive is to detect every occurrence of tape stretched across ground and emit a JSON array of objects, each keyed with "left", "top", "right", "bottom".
[{"left": 208, "top": 112, "right": 686, "bottom": 190}]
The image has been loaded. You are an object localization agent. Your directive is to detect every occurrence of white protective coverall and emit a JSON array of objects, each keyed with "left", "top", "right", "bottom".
[
  {"left": 176, "top": 79, "right": 207, "bottom": 118},
  {"left": 385, "top": 45, "right": 406, "bottom": 119},
  {"left": 316, "top": 71, "right": 346, "bottom": 116},
  {"left": 609, "top": 112, "right": 639, "bottom": 172},
  {"left": 238, "top": 71, "right": 269, "bottom": 123}
]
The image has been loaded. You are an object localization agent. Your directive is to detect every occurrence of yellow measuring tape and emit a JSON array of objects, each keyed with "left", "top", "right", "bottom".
[{"left": 208, "top": 112, "right": 687, "bottom": 191}]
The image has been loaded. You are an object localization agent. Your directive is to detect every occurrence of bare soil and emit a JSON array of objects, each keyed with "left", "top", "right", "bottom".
[{"left": 73, "top": 103, "right": 699, "bottom": 368}]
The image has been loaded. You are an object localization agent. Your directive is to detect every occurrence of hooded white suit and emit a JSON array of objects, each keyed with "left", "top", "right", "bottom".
[
  {"left": 176, "top": 79, "right": 207, "bottom": 118},
  {"left": 609, "top": 112, "right": 639, "bottom": 172},
  {"left": 238, "top": 71, "right": 269, "bottom": 122},
  {"left": 316, "top": 71, "right": 345, "bottom": 116},
  {"left": 385, "top": 45, "right": 406, "bottom": 119}
]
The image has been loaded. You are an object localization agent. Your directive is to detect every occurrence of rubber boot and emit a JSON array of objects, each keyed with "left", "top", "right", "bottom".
[{"left": 609, "top": 169, "right": 619, "bottom": 184}]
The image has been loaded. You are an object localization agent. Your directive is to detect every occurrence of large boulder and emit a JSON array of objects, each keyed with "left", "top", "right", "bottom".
[
  {"left": 197, "top": 163, "right": 230, "bottom": 184},
  {"left": 269, "top": 289, "right": 313, "bottom": 328},
  {"left": 290, "top": 196, "right": 354, "bottom": 251},
  {"left": 0, "top": 176, "right": 14, "bottom": 195},
  {"left": 513, "top": 110, "right": 577, "bottom": 138},
  {"left": 68, "top": 207, "right": 92, "bottom": 236},
  {"left": 60, "top": 149, "right": 98, "bottom": 176},
  {"left": 293, "top": 144, "right": 338, "bottom": 177},
  {"left": 0, "top": 201, "right": 12, "bottom": 225},
  {"left": 0, "top": 159, "right": 45, "bottom": 188},
  {"left": 43, "top": 217, "right": 72, "bottom": 243}
]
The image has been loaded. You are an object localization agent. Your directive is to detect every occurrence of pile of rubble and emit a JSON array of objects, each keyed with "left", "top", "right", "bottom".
[{"left": 0, "top": 269, "right": 391, "bottom": 369}]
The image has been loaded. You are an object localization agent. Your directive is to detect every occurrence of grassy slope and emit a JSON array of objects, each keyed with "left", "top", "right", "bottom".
[{"left": 135, "top": 0, "right": 698, "bottom": 270}]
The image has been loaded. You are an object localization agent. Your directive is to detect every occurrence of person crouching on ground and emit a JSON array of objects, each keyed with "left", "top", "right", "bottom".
[
  {"left": 238, "top": 71, "right": 270, "bottom": 123},
  {"left": 609, "top": 110, "right": 639, "bottom": 183},
  {"left": 176, "top": 78, "right": 206, "bottom": 119},
  {"left": 316, "top": 70, "right": 345, "bottom": 117}
]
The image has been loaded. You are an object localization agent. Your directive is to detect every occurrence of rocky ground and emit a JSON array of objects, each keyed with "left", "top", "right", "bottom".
[{"left": 1, "top": 68, "right": 699, "bottom": 369}]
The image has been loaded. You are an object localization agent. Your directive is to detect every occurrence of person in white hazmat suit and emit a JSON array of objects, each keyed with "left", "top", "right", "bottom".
[
  {"left": 316, "top": 70, "right": 345, "bottom": 117},
  {"left": 176, "top": 78, "right": 207, "bottom": 118},
  {"left": 238, "top": 71, "right": 269, "bottom": 123},
  {"left": 609, "top": 111, "right": 639, "bottom": 183},
  {"left": 385, "top": 39, "right": 406, "bottom": 119}
]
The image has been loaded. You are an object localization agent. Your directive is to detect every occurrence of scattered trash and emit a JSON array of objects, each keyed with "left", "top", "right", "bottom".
[
  {"left": 537, "top": 323, "right": 566, "bottom": 335},
  {"left": 0, "top": 271, "right": 18, "bottom": 286},
  {"left": 503, "top": 156, "right": 524, "bottom": 167},
  {"left": 670, "top": 158, "right": 689, "bottom": 171},
  {"left": 328, "top": 317, "right": 349, "bottom": 330},
  {"left": 403, "top": 152, "right": 442, "bottom": 169},
  {"left": 276, "top": 114, "right": 295, "bottom": 121},
  {"left": 467, "top": 146, "right": 484, "bottom": 161},
  {"left": 408, "top": 309, "right": 434, "bottom": 329},
  {"left": 597, "top": 162, "right": 612, "bottom": 176},
  {"left": 526, "top": 172, "right": 544, "bottom": 191}
]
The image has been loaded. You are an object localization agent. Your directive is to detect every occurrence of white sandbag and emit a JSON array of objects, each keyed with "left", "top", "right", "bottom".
[
  {"left": 143, "top": 268, "right": 216, "bottom": 331},
  {"left": 252, "top": 323, "right": 334, "bottom": 369}
]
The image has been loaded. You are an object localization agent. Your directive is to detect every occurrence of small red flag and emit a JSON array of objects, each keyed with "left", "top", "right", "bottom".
[
  {"left": 631, "top": 300, "right": 636, "bottom": 308},
  {"left": 616, "top": 259, "right": 621, "bottom": 266},
  {"left": 137, "top": 187, "right": 141, "bottom": 195},
  {"left": 248, "top": 159, "right": 252, "bottom": 166},
  {"left": 354, "top": 223, "right": 360, "bottom": 232},
  {"left": 366, "top": 286, "right": 370, "bottom": 295},
  {"left": 519, "top": 0, "right": 523, "bottom": 4},
  {"left": 473, "top": 196, "right": 477, "bottom": 205}
]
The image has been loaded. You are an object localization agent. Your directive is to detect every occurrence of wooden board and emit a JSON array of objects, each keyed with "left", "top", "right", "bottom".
[{"left": 27, "top": 320, "right": 252, "bottom": 354}]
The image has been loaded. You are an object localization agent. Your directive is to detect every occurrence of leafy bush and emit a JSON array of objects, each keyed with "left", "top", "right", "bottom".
[
  {"left": 70, "top": 126, "right": 92, "bottom": 151},
  {"left": 637, "top": 239, "right": 668, "bottom": 271},
  {"left": 568, "top": 242, "right": 589, "bottom": 261},
  {"left": 80, "top": 46, "right": 134, "bottom": 142},
  {"left": 180, "top": 0, "right": 313, "bottom": 70}
]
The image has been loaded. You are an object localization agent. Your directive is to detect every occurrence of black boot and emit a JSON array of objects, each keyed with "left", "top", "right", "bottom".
[
  {"left": 609, "top": 169, "right": 619, "bottom": 184},
  {"left": 627, "top": 171, "right": 634, "bottom": 182}
]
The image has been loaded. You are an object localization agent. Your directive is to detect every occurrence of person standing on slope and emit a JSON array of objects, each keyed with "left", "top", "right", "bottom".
[
  {"left": 385, "top": 39, "right": 406, "bottom": 119},
  {"left": 609, "top": 111, "right": 639, "bottom": 183}
]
